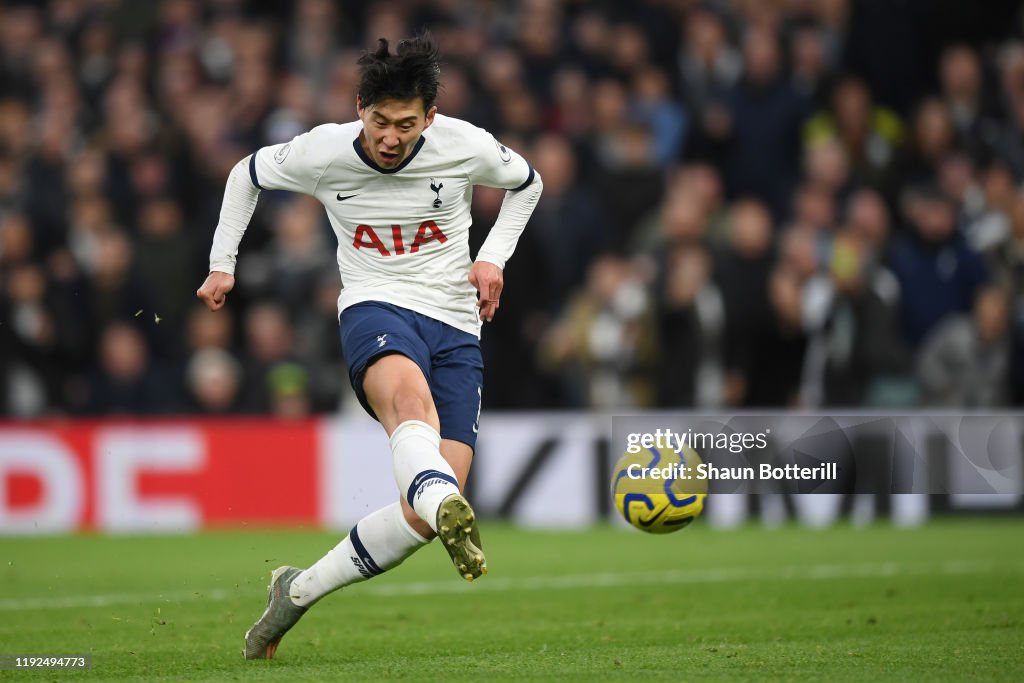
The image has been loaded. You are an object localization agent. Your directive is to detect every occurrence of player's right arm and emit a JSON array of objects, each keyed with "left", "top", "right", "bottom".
[{"left": 197, "top": 126, "right": 335, "bottom": 311}]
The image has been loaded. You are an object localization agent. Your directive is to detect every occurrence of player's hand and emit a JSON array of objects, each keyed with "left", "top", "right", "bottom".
[
  {"left": 196, "top": 271, "right": 235, "bottom": 311},
  {"left": 469, "top": 261, "right": 503, "bottom": 322}
]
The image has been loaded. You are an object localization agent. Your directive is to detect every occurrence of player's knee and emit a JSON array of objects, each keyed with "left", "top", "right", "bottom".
[{"left": 391, "top": 388, "right": 432, "bottom": 424}]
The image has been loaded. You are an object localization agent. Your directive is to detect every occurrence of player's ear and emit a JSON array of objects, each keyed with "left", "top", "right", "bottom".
[
  {"left": 356, "top": 95, "right": 366, "bottom": 116},
  {"left": 423, "top": 105, "right": 437, "bottom": 129}
]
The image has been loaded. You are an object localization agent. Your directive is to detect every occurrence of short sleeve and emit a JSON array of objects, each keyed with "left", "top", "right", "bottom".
[
  {"left": 465, "top": 127, "right": 535, "bottom": 191},
  {"left": 250, "top": 125, "right": 335, "bottom": 195}
]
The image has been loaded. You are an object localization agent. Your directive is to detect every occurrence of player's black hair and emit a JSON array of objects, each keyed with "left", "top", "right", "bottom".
[{"left": 357, "top": 32, "right": 441, "bottom": 112}]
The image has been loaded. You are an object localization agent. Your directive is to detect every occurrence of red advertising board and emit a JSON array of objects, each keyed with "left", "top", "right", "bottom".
[{"left": 0, "top": 419, "right": 319, "bottom": 532}]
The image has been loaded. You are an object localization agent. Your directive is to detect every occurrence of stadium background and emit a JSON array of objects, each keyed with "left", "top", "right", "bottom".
[
  {"left": 2, "top": 0, "right": 1024, "bottom": 419},
  {"left": 0, "top": 2, "right": 1023, "bottom": 680},
  {"left": 2, "top": 0, "right": 1023, "bottom": 523}
]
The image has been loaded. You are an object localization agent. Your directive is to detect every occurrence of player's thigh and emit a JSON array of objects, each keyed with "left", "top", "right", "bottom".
[
  {"left": 430, "top": 342, "right": 484, "bottom": 451},
  {"left": 363, "top": 354, "right": 439, "bottom": 435},
  {"left": 339, "top": 302, "right": 438, "bottom": 434}
]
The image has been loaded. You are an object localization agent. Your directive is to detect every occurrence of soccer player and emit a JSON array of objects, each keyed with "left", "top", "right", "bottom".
[{"left": 195, "top": 33, "right": 542, "bottom": 659}]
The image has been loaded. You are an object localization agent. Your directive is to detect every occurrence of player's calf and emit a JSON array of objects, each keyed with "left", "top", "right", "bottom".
[{"left": 391, "top": 420, "right": 463, "bottom": 529}]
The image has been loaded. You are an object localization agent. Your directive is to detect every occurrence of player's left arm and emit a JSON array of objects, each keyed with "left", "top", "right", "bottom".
[{"left": 467, "top": 130, "right": 543, "bottom": 322}]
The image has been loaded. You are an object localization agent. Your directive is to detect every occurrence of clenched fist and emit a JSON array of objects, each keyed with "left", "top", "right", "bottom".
[{"left": 196, "top": 271, "right": 235, "bottom": 311}]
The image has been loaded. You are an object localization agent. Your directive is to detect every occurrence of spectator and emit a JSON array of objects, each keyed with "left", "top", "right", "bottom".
[
  {"left": 2, "top": 263, "right": 56, "bottom": 415},
  {"left": 84, "top": 228, "right": 155, "bottom": 346},
  {"left": 674, "top": 163, "right": 728, "bottom": 244},
  {"left": 186, "top": 303, "right": 235, "bottom": 353},
  {"left": 267, "top": 197, "right": 335, "bottom": 311},
  {"left": 538, "top": 255, "right": 657, "bottom": 409},
  {"left": 989, "top": 197, "right": 1024, "bottom": 405},
  {"left": 917, "top": 284, "right": 1011, "bottom": 407},
  {"left": 803, "top": 137, "right": 853, "bottom": 201},
  {"left": 814, "top": 231, "right": 914, "bottom": 407},
  {"left": 888, "top": 184, "right": 988, "bottom": 347},
  {"left": 744, "top": 264, "right": 809, "bottom": 407},
  {"left": 0, "top": 212, "right": 33, "bottom": 267},
  {"left": 240, "top": 301, "right": 301, "bottom": 413},
  {"left": 789, "top": 23, "right": 834, "bottom": 107},
  {"left": 959, "top": 160, "right": 1018, "bottom": 253},
  {"left": 547, "top": 67, "right": 593, "bottom": 140},
  {"left": 938, "top": 45, "right": 1000, "bottom": 161},
  {"left": 897, "top": 98, "right": 958, "bottom": 188},
  {"left": 993, "top": 87, "right": 1024, "bottom": 180},
  {"left": 84, "top": 322, "right": 174, "bottom": 414},
  {"left": 654, "top": 243, "right": 724, "bottom": 408},
  {"left": 185, "top": 348, "right": 244, "bottom": 414},
  {"left": 630, "top": 66, "right": 689, "bottom": 167},
  {"left": 713, "top": 199, "right": 776, "bottom": 407},
  {"left": 719, "top": 25, "right": 810, "bottom": 218},
  {"left": 634, "top": 176, "right": 709, "bottom": 258},
  {"left": 134, "top": 197, "right": 200, "bottom": 334},
  {"left": 804, "top": 76, "right": 905, "bottom": 198},
  {"left": 789, "top": 180, "right": 839, "bottom": 233},
  {"left": 844, "top": 187, "right": 893, "bottom": 255},
  {"left": 677, "top": 7, "right": 741, "bottom": 119},
  {"left": 268, "top": 361, "right": 313, "bottom": 419},
  {"left": 525, "top": 133, "right": 607, "bottom": 306}
]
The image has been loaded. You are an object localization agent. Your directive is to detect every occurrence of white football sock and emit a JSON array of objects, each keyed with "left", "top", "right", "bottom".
[
  {"left": 289, "top": 502, "right": 429, "bottom": 607},
  {"left": 390, "top": 420, "right": 461, "bottom": 533}
]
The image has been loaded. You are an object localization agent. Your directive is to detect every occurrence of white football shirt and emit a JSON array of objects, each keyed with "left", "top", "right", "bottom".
[{"left": 247, "top": 114, "right": 535, "bottom": 336}]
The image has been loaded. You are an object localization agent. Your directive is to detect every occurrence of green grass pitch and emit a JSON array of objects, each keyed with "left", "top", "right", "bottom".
[{"left": 1, "top": 518, "right": 1022, "bottom": 681}]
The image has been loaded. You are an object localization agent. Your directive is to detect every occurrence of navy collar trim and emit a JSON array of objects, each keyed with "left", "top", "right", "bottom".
[{"left": 353, "top": 134, "right": 426, "bottom": 174}]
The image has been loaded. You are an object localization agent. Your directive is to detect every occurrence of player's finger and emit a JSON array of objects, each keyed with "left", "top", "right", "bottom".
[{"left": 481, "top": 278, "right": 501, "bottom": 309}]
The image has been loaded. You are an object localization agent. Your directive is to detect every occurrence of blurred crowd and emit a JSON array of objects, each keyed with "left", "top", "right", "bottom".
[{"left": 2, "top": 0, "right": 1024, "bottom": 418}]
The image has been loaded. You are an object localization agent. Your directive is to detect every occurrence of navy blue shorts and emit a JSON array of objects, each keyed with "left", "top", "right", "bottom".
[{"left": 339, "top": 301, "right": 483, "bottom": 449}]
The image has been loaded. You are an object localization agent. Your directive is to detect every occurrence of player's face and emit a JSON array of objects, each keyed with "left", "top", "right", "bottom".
[{"left": 357, "top": 97, "right": 437, "bottom": 168}]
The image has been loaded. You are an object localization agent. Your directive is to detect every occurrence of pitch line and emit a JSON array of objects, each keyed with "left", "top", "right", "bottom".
[{"left": 0, "top": 559, "right": 1016, "bottom": 612}]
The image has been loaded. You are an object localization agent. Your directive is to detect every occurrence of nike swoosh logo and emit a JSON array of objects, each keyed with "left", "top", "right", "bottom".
[
  {"left": 638, "top": 507, "right": 666, "bottom": 527},
  {"left": 336, "top": 193, "right": 358, "bottom": 201}
]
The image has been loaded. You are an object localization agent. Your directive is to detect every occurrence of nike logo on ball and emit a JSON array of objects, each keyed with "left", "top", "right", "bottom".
[
  {"left": 638, "top": 507, "right": 666, "bottom": 526},
  {"left": 337, "top": 193, "right": 358, "bottom": 201}
]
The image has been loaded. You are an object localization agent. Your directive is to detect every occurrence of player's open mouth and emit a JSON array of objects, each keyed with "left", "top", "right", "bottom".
[{"left": 379, "top": 150, "right": 399, "bottom": 164}]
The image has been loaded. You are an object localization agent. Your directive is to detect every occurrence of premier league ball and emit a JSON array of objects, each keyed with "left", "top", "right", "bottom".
[{"left": 611, "top": 444, "right": 707, "bottom": 534}]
